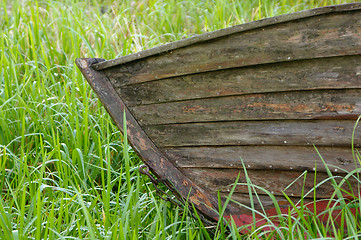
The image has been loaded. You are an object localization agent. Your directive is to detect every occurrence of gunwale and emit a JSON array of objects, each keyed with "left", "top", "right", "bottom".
[{"left": 92, "top": 3, "right": 361, "bottom": 71}]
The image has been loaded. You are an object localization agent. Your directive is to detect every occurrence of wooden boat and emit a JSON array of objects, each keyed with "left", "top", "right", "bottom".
[{"left": 76, "top": 3, "right": 361, "bottom": 226}]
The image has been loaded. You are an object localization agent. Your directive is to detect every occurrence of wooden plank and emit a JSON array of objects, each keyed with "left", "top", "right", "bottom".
[
  {"left": 145, "top": 120, "right": 361, "bottom": 147},
  {"left": 93, "top": 3, "right": 361, "bottom": 71},
  {"left": 103, "top": 11, "right": 361, "bottom": 86},
  {"left": 131, "top": 90, "right": 361, "bottom": 125},
  {"left": 222, "top": 193, "right": 313, "bottom": 215},
  {"left": 163, "top": 146, "right": 360, "bottom": 173},
  {"left": 182, "top": 168, "right": 358, "bottom": 199},
  {"left": 117, "top": 55, "right": 361, "bottom": 106},
  {"left": 75, "top": 58, "right": 224, "bottom": 220}
]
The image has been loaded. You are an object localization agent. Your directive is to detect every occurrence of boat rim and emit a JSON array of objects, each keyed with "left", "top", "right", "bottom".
[{"left": 92, "top": 2, "right": 361, "bottom": 71}]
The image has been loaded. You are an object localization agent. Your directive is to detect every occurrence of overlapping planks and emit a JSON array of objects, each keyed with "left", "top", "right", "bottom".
[
  {"left": 162, "top": 146, "right": 358, "bottom": 172},
  {"left": 83, "top": 4, "right": 361, "bottom": 220},
  {"left": 145, "top": 120, "right": 361, "bottom": 147},
  {"left": 103, "top": 11, "right": 361, "bottom": 87},
  {"left": 96, "top": 8, "right": 361, "bottom": 207},
  {"left": 180, "top": 166, "right": 359, "bottom": 215},
  {"left": 223, "top": 193, "right": 311, "bottom": 215},
  {"left": 130, "top": 90, "right": 361, "bottom": 125},
  {"left": 182, "top": 168, "right": 358, "bottom": 198},
  {"left": 116, "top": 55, "right": 361, "bottom": 106}
]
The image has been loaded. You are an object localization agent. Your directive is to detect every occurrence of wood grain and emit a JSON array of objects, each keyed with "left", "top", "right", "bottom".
[
  {"left": 117, "top": 55, "right": 361, "bottom": 106},
  {"left": 163, "top": 146, "right": 359, "bottom": 173},
  {"left": 131, "top": 90, "right": 361, "bottom": 125},
  {"left": 75, "top": 58, "right": 222, "bottom": 220},
  {"left": 93, "top": 3, "right": 361, "bottom": 71},
  {"left": 145, "top": 120, "right": 361, "bottom": 147},
  {"left": 103, "top": 11, "right": 361, "bottom": 86},
  {"left": 77, "top": 3, "right": 361, "bottom": 223},
  {"left": 182, "top": 168, "right": 358, "bottom": 198},
  {"left": 221, "top": 193, "right": 313, "bottom": 215}
]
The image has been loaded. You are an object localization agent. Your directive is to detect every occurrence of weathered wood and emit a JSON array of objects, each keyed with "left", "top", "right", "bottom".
[
  {"left": 131, "top": 90, "right": 361, "bottom": 125},
  {"left": 75, "top": 58, "right": 222, "bottom": 220},
  {"left": 77, "top": 3, "right": 361, "bottom": 225},
  {"left": 94, "top": 3, "right": 361, "bottom": 72},
  {"left": 183, "top": 168, "right": 358, "bottom": 198},
  {"left": 103, "top": 10, "right": 361, "bottom": 86},
  {"left": 117, "top": 55, "right": 361, "bottom": 106},
  {"left": 163, "top": 146, "right": 359, "bottom": 173},
  {"left": 145, "top": 120, "right": 361, "bottom": 147},
  {"left": 223, "top": 193, "right": 313, "bottom": 215}
]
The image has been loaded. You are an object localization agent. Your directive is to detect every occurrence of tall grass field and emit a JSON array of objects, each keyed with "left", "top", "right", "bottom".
[{"left": 1, "top": 0, "right": 361, "bottom": 239}]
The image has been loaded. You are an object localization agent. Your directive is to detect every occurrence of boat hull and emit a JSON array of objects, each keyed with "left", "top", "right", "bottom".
[{"left": 76, "top": 3, "right": 361, "bottom": 225}]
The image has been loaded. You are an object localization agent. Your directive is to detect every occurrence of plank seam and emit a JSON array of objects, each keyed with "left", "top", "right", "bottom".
[{"left": 116, "top": 53, "right": 361, "bottom": 89}]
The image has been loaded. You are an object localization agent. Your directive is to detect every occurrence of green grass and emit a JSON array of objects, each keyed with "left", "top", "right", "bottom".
[{"left": 1, "top": 0, "right": 361, "bottom": 239}]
